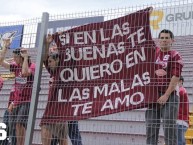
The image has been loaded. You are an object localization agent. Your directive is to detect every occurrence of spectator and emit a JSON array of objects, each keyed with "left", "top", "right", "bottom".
[
  {"left": 41, "top": 35, "right": 83, "bottom": 145},
  {"left": 177, "top": 76, "right": 189, "bottom": 145},
  {"left": 0, "top": 62, "right": 17, "bottom": 145},
  {"left": 145, "top": 29, "right": 183, "bottom": 145},
  {"left": 0, "top": 76, "right": 6, "bottom": 145},
  {"left": 1, "top": 87, "right": 17, "bottom": 145},
  {"left": 41, "top": 36, "right": 68, "bottom": 145},
  {"left": 0, "top": 38, "right": 35, "bottom": 145},
  {"left": 48, "top": 38, "right": 82, "bottom": 145}
]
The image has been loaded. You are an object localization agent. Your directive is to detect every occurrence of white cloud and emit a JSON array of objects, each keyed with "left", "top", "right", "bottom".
[{"left": 0, "top": 14, "right": 24, "bottom": 22}]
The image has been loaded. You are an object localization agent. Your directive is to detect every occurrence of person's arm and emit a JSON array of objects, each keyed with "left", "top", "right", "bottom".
[
  {"left": 0, "top": 39, "right": 11, "bottom": 69},
  {"left": 43, "top": 34, "right": 53, "bottom": 61},
  {"left": 182, "top": 88, "right": 189, "bottom": 113},
  {"left": 164, "top": 76, "right": 179, "bottom": 96},
  {"left": 20, "top": 49, "right": 31, "bottom": 77},
  {"left": 43, "top": 34, "right": 57, "bottom": 75},
  {"left": 157, "top": 76, "right": 179, "bottom": 105}
]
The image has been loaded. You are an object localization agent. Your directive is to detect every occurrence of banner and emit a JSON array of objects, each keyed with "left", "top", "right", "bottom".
[
  {"left": 41, "top": 7, "right": 159, "bottom": 123},
  {"left": 0, "top": 25, "right": 24, "bottom": 49}
]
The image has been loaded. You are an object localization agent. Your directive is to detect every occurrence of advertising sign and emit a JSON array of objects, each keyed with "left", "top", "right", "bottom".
[{"left": 0, "top": 25, "right": 24, "bottom": 49}]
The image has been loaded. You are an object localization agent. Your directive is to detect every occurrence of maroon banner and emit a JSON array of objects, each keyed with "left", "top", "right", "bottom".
[{"left": 41, "top": 7, "right": 159, "bottom": 123}]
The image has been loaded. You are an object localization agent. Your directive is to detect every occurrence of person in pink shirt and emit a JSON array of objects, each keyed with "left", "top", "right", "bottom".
[
  {"left": 40, "top": 36, "right": 68, "bottom": 145},
  {"left": 177, "top": 76, "right": 189, "bottom": 145},
  {"left": 0, "top": 39, "right": 35, "bottom": 145},
  {"left": 145, "top": 29, "right": 183, "bottom": 145}
]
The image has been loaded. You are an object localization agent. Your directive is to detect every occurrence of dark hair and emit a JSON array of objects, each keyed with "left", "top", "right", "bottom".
[
  {"left": 158, "top": 29, "right": 174, "bottom": 39},
  {"left": 13, "top": 48, "right": 31, "bottom": 65},
  {"left": 180, "top": 76, "right": 184, "bottom": 82},
  {"left": 49, "top": 52, "right": 59, "bottom": 60},
  {"left": 13, "top": 48, "right": 22, "bottom": 56}
]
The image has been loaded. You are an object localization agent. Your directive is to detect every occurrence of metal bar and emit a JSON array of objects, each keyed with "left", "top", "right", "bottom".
[{"left": 24, "top": 12, "right": 49, "bottom": 145}]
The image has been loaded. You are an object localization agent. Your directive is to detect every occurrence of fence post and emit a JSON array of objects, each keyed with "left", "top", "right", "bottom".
[{"left": 24, "top": 12, "right": 49, "bottom": 145}]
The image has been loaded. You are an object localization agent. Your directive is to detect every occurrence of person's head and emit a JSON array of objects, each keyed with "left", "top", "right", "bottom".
[
  {"left": 48, "top": 52, "right": 59, "bottom": 70},
  {"left": 158, "top": 29, "right": 174, "bottom": 51},
  {"left": 12, "top": 48, "right": 31, "bottom": 65},
  {"left": 12, "top": 48, "right": 23, "bottom": 65},
  {"left": 179, "top": 76, "right": 184, "bottom": 86}
]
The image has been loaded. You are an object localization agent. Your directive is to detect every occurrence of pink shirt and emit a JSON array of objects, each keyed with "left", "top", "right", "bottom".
[
  {"left": 10, "top": 63, "right": 35, "bottom": 106},
  {"left": 0, "top": 77, "right": 3, "bottom": 91},
  {"left": 155, "top": 47, "right": 183, "bottom": 93}
]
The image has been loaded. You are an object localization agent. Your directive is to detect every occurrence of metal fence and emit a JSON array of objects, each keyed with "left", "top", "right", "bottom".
[{"left": 0, "top": 0, "right": 193, "bottom": 145}]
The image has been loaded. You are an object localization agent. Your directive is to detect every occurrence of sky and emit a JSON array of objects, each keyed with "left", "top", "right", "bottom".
[{"left": 0, "top": 0, "right": 167, "bottom": 23}]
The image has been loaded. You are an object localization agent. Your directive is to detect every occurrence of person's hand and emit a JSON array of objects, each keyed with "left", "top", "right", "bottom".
[
  {"left": 20, "top": 48, "right": 28, "bottom": 58},
  {"left": 2, "top": 38, "right": 11, "bottom": 50},
  {"left": 46, "top": 34, "right": 53, "bottom": 45},
  {"left": 157, "top": 94, "right": 169, "bottom": 105},
  {"left": 8, "top": 103, "right": 14, "bottom": 113}
]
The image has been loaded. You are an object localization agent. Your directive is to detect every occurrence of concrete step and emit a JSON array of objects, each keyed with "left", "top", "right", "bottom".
[
  {"left": 32, "top": 119, "right": 164, "bottom": 145},
  {"left": 32, "top": 129, "right": 165, "bottom": 145}
]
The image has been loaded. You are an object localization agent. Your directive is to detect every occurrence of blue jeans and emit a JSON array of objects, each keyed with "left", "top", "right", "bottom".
[
  {"left": 68, "top": 121, "right": 82, "bottom": 145},
  {"left": 145, "top": 93, "right": 179, "bottom": 145},
  {"left": 177, "top": 124, "right": 188, "bottom": 145},
  {"left": 0, "top": 109, "right": 17, "bottom": 145},
  {"left": 51, "top": 121, "right": 82, "bottom": 145}
]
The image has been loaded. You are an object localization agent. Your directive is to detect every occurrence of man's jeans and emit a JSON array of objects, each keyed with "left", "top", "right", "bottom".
[
  {"left": 177, "top": 124, "right": 188, "bottom": 145},
  {"left": 145, "top": 93, "right": 179, "bottom": 145},
  {"left": 68, "top": 121, "right": 82, "bottom": 145}
]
